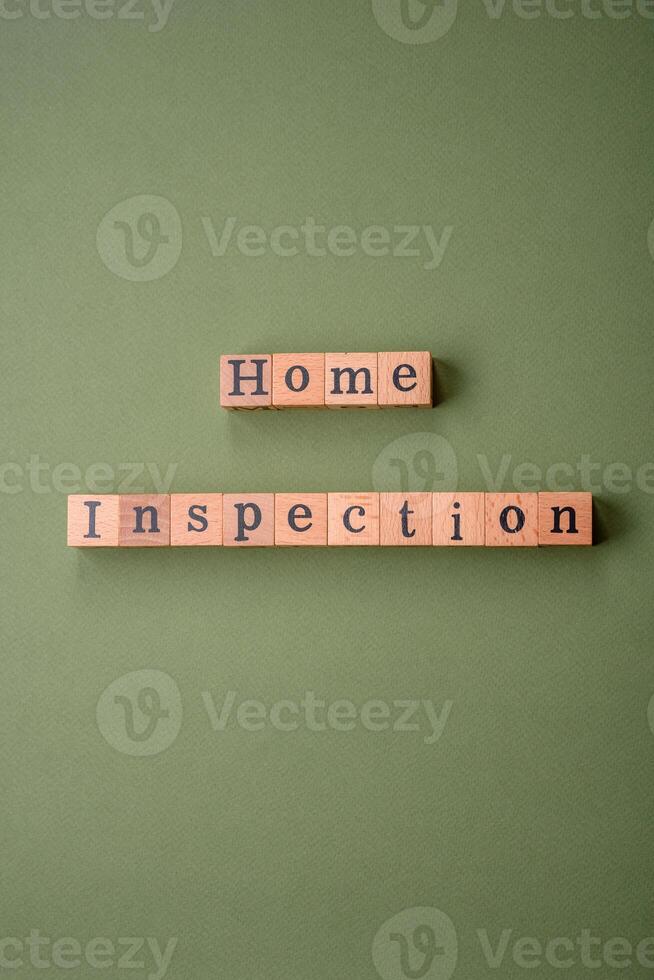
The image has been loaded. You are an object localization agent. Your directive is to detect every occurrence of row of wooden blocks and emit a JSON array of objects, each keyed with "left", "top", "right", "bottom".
[
  {"left": 68, "top": 492, "right": 592, "bottom": 547},
  {"left": 219, "top": 352, "right": 434, "bottom": 408}
]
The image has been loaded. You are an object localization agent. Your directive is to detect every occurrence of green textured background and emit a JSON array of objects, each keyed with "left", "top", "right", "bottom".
[{"left": 2, "top": 2, "right": 654, "bottom": 978}]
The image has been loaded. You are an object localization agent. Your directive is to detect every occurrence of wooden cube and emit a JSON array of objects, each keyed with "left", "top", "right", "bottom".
[
  {"left": 223, "top": 494, "right": 274, "bottom": 546},
  {"left": 485, "top": 493, "right": 538, "bottom": 547},
  {"left": 171, "top": 494, "right": 223, "bottom": 546},
  {"left": 119, "top": 495, "right": 171, "bottom": 547},
  {"left": 275, "top": 494, "right": 328, "bottom": 546},
  {"left": 328, "top": 493, "right": 380, "bottom": 545},
  {"left": 220, "top": 355, "right": 272, "bottom": 409},
  {"left": 380, "top": 493, "right": 432, "bottom": 545},
  {"left": 538, "top": 492, "right": 592, "bottom": 546},
  {"left": 378, "top": 352, "right": 433, "bottom": 408},
  {"left": 324, "top": 353, "right": 378, "bottom": 408},
  {"left": 67, "top": 495, "right": 119, "bottom": 547},
  {"left": 272, "top": 354, "right": 325, "bottom": 408},
  {"left": 433, "top": 493, "right": 485, "bottom": 546}
]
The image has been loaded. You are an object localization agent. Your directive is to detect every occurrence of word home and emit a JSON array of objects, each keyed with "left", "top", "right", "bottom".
[
  {"left": 67, "top": 492, "right": 592, "bottom": 547},
  {"left": 219, "top": 351, "right": 434, "bottom": 409}
]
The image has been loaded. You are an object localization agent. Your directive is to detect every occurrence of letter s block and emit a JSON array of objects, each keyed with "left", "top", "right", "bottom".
[
  {"left": 485, "top": 493, "right": 538, "bottom": 547},
  {"left": 538, "top": 492, "right": 592, "bottom": 546},
  {"left": 171, "top": 494, "right": 223, "bottom": 546},
  {"left": 67, "top": 495, "right": 119, "bottom": 547},
  {"left": 378, "top": 352, "right": 433, "bottom": 407},
  {"left": 119, "top": 495, "right": 171, "bottom": 547},
  {"left": 220, "top": 355, "right": 272, "bottom": 409}
]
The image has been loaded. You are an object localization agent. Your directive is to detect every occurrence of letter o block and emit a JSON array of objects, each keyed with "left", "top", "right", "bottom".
[
  {"left": 220, "top": 355, "right": 272, "bottom": 409},
  {"left": 272, "top": 354, "right": 325, "bottom": 408},
  {"left": 378, "top": 351, "right": 433, "bottom": 407},
  {"left": 485, "top": 493, "right": 538, "bottom": 547}
]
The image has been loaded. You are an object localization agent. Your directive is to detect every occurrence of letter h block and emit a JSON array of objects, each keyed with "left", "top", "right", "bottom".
[{"left": 220, "top": 355, "right": 272, "bottom": 409}]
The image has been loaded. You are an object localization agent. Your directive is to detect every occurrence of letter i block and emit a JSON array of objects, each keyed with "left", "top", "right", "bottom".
[
  {"left": 119, "top": 495, "right": 171, "bottom": 547},
  {"left": 380, "top": 493, "right": 432, "bottom": 545},
  {"left": 275, "top": 494, "right": 328, "bottom": 546},
  {"left": 223, "top": 494, "right": 275, "bottom": 546},
  {"left": 220, "top": 355, "right": 272, "bottom": 409},
  {"left": 171, "top": 494, "right": 223, "bottom": 546},
  {"left": 433, "top": 493, "right": 485, "bottom": 546},
  {"left": 324, "top": 353, "right": 378, "bottom": 408},
  {"left": 378, "top": 352, "right": 433, "bottom": 408},
  {"left": 328, "top": 493, "right": 380, "bottom": 545},
  {"left": 538, "top": 492, "right": 592, "bottom": 546},
  {"left": 485, "top": 493, "right": 538, "bottom": 547},
  {"left": 67, "top": 495, "right": 119, "bottom": 547},
  {"left": 272, "top": 354, "right": 325, "bottom": 408}
]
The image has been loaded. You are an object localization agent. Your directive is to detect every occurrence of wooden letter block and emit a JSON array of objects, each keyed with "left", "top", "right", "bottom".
[
  {"left": 378, "top": 352, "right": 433, "bottom": 408},
  {"left": 485, "top": 493, "right": 538, "bottom": 547},
  {"left": 171, "top": 494, "right": 223, "bottom": 546},
  {"left": 328, "top": 493, "right": 380, "bottom": 545},
  {"left": 223, "top": 494, "right": 274, "bottom": 546},
  {"left": 380, "top": 493, "right": 432, "bottom": 546},
  {"left": 538, "top": 492, "right": 592, "bottom": 546},
  {"left": 220, "top": 355, "right": 272, "bottom": 409},
  {"left": 119, "top": 495, "right": 171, "bottom": 547},
  {"left": 272, "top": 354, "right": 325, "bottom": 408},
  {"left": 67, "top": 495, "right": 119, "bottom": 547},
  {"left": 275, "top": 494, "right": 327, "bottom": 546},
  {"left": 324, "top": 353, "right": 378, "bottom": 408},
  {"left": 433, "top": 493, "right": 485, "bottom": 546}
]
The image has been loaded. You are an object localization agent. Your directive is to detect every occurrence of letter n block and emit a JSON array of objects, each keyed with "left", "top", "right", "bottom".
[
  {"left": 538, "top": 492, "right": 592, "bottom": 546},
  {"left": 324, "top": 353, "right": 378, "bottom": 408},
  {"left": 433, "top": 493, "right": 485, "bottom": 546},
  {"left": 275, "top": 494, "right": 327, "bottom": 546},
  {"left": 378, "top": 352, "right": 433, "bottom": 407},
  {"left": 272, "top": 354, "right": 325, "bottom": 408},
  {"left": 380, "top": 493, "right": 432, "bottom": 545},
  {"left": 328, "top": 493, "right": 380, "bottom": 545},
  {"left": 67, "top": 495, "right": 119, "bottom": 547},
  {"left": 485, "top": 493, "right": 538, "bottom": 547},
  {"left": 119, "top": 495, "right": 171, "bottom": 547},
  {"left": 171, "top": 494, "right": 223, "bottom": 546},
  {"left": 220, "top": 355, "right": 272, "bottom": 409},
  {"left": 223, "top": 494, "right": 274, "bottom": 546}
]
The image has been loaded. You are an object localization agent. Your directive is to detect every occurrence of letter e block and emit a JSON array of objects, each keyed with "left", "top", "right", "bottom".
[
  {"left": 380, "top": 493, "right": 432, "bottom": 545},
  {"left": 378, "top": 352, "right": 433, "bottom": 407},
  {"left": 272, "top": 354, "right": 325, "bottom": 408},
  {"left": 171, "top": 494, "right": 223, "bottom": 546},
  {"left": 538, "top": 492, "right": 592, "bottom": 546},
  {"left": 433, "top": 492, "right": 485, "bottom": 546},
  {"left": 324, "top": 353, "right": 378, "bottom": 408},
  {"left": 275, "top": 493, "right": 327, "bottom": 545},
  {"left": 119, "top": 495, "right": 171, "bottom": 547},
  {"left": 220, "top": 355, "right": 272, "bottom": 409},
  {"left": 67, "top": 495, "right": 119, "bottom": 547},
  {"left": 485, "top": 493, "right": 538, "bottom": 547},
  {"left": 223, "top": 494, "right": 274, "bottom": 546},
  {"left": 328, "top": 493, "right": 380, "bottom": 545}
]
